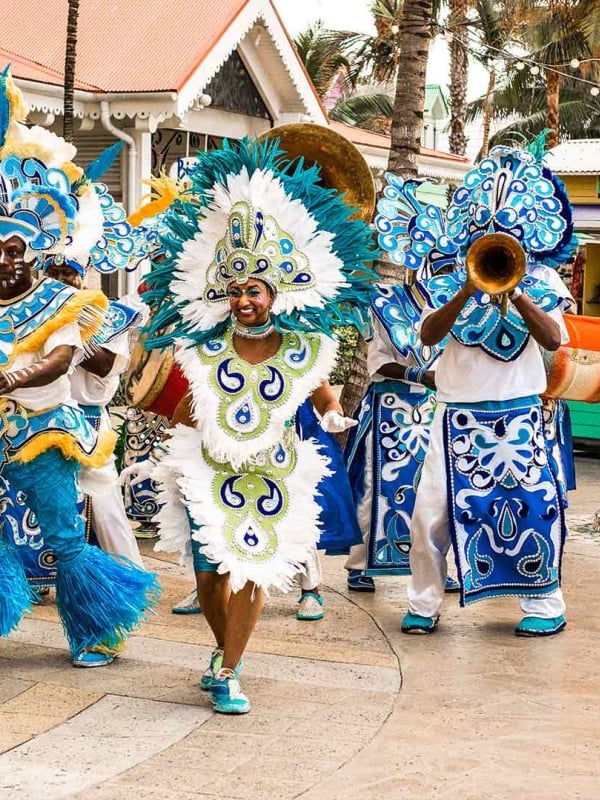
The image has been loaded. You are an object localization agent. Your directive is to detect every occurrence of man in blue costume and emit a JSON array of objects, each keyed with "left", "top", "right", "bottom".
[
  {"left": 0, "top": 65, "right": 159, "bottom": 663},
  {"left": 400, "top": 145, "right": 574, "bottom": 637}
]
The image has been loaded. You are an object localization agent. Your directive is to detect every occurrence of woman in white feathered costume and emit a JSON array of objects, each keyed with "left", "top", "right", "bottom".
[{"left": 136, "top": 136, "right": 376, "bottom": 715}]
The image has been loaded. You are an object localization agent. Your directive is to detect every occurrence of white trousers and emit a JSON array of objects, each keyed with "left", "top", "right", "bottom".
[
  {"left": 83, "top": 410, "right": 144, "bottom": 569},
  {"left": 90, "top": 480, "right": 145, "bottom": 569},
  {"left": 407, "top": 404, "right": 566, "bottom": 620},
  {"left": 299, "top": 546, "right": 323, "bottom": 591},
  {"left": 344, "top": 431, "right": 373, "bottom": 572}
]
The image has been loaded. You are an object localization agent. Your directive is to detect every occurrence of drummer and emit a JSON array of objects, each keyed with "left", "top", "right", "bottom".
[{"left": 43, "top": 256, "right": 146, "bottom": 636}]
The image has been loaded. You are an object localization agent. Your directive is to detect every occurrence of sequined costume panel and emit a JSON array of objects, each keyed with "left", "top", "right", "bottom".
[{"left": 443, "top": 396, "right": 566, "bottom": 605}]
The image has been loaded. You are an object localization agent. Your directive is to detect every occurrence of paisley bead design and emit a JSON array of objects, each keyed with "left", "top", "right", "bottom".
[
  {"left": 209, "top": 200, "right": 314, "bottom": 299},
  {"left": 420, "top": 272, "right": 562, "bottom": 363},
  {"left": 198, "top": 329, "right": 322, "bottom": 444}
]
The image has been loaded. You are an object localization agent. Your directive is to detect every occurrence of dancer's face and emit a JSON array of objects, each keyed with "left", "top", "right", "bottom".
[
  {"left": 0, "top": 237, "right": 33, "bottom": 298},
  {"left": 228, "top": 279, "right": 273, "bottom": 327},
  {"left": 45, "top": 263, "right": 83, "bottom": 289}
]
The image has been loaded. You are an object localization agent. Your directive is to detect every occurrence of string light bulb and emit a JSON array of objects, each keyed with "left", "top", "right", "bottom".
[
  {"left": 570, "top": 58, "right": 580, "bottom": 69},
  {"left": 390, "top": 23, "right": 399, "bottom": 35},
  {"left": 530, "top": 65, "right": 540, "bottom": 75},
  {"left": 515, "top": 61, "right": 526, "bottom": 70},
  {"left": 591, "top": 86, "right": 600, "bottom": 96}
]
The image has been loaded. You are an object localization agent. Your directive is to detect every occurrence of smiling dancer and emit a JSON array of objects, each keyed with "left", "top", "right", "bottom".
[{"left": 136, "top": 135, "right": 375, "bottom": 713}]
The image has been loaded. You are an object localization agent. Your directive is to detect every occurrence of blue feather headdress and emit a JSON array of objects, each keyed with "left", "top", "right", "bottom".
[
  {"left": 143, "top": 136, "right": 377, "bottom": 349},
  {"left": 447, "top": 145, "right": 576, "bottom": 268},
  {"left": 375, "top": 173, "right": 460, "bottom": 279},
  {"left": 374, "top": 143, "right": 577, "bottom": 278},
  {"left": 0, "top": 155, "right": 78, "bottom": 253}
]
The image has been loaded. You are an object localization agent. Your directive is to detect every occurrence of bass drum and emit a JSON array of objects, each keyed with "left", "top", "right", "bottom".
[
  {"left": 124, "top": 334, "right": 189, "bottom": 419},
  {"left": 543, "top": 315, "right": 600, "bottom": 403}
]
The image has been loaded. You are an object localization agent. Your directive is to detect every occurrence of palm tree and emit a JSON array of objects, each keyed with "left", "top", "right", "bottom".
[
  {"left": 448, "top": 0, "right": 470, "bottom": 155},
  {"left": 294, "top": 1, "right": 404, "bottom": 132},
  {"left": 63, "top": 0, "right": 80, "bottom": 143},
  {"left": 294, "top": 20, "right": 352, "bottom": 98},
  {"left": 339, "top": 0, "right": 437, "bottom": 418},
  {"left": 469, "top": 0, "right": 600, "bottom": 151},
  {"left": 525, "top": 0, "right": 600, "bottom": 149},
  {"left": 387, "top": 0, "right": 436, "bottom": 177}
]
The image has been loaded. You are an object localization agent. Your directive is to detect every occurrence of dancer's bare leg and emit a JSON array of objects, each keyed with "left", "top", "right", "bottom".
[
  {"left": 222, "top": 581, "right": 263, "bottom": 670},
  {"left": 196, "top": 571, "right": 230, "bottom": 648}
]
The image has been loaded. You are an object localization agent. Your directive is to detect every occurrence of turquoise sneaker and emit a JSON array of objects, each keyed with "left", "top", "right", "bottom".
[
  {"left": 444, "top": 576, "right": 461, "bottom": 593},
  {"left": 210, "top": 669, "right": 250, "bottom": 714},
  {"left": 401, "top": 611, "right": 439, "bottom": 634},
  {"left": 199, "top": 650, "right": 243, "bottom": 691},
  {"left": 515, "top": 614, "right": 566, "bottom": 637},
  {"left": 171, "top": 590, "right": 202, "bottom": 615},
  {"left": 296, "top": 591, "right": 324, "bottom": 621},
  {"left": 72, "top": 651, "right": 115, "bottom": 668}
]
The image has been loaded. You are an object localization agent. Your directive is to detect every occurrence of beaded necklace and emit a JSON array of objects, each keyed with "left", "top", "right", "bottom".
[{"left": 233, "top": 318, "right": 275, "bottom": 339}]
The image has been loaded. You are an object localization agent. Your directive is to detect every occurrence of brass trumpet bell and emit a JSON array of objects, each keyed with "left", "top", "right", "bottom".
[
  {"left": 465, "top": 232, "right": 526, "bottom": 295},
  {"left": 258, "top": 123, "right": 375, "bottom": 224}
]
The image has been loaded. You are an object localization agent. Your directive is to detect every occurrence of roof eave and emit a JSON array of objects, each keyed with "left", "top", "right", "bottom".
[{"left": 17, "top": 77, "right": 178, "bottom": 120}]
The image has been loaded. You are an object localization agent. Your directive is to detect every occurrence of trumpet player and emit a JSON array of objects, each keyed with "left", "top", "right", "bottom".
[{"left": 401, "top": 256, "right": 570, "bottom": 637}]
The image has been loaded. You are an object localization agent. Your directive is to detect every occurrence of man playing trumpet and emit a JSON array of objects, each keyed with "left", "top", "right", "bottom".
[{"left": 401, "top": 145, "right": 574, "bottom": 637}]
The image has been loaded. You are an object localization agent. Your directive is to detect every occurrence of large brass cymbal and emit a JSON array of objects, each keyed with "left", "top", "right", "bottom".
[{"left": 258, "top": 123, "right": 375, "bottom": 224}]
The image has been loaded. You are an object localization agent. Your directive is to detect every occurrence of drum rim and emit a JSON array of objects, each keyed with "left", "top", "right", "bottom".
[{"left": 125, "top": 343, "right": 175, "bottom": 409}]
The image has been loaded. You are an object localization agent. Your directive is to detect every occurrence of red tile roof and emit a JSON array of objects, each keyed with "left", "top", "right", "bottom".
[
  {"left": 4, "top": 0, "right": 251, "bottom": 92},
  {"left": 330, "top": 121, "right": 470, "bottom": 163}
]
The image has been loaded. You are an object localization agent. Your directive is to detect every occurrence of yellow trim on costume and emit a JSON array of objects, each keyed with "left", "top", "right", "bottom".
[
  {"left": 127, "top": 172, "right": 183, "bottom": 227},
  {"left": 12, "top": 289, "right": 108, "bottom": 358},
  {"left": 87, "top": 637, "right": 127, "bottom": 656},
  {"left": 5, "top": 72, "right": 28, "bottom": 124},
  {"left": 13, "top": 428, "right": 117, "bottom": 467}
]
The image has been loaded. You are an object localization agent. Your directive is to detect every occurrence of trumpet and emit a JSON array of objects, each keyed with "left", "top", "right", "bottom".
[{"left": 465, "top": 232, "right": 526, "bottom": 315}]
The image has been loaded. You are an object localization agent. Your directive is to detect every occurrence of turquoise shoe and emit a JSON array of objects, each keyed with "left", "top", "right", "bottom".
[
  {"left": 210, "top": 669, "right": 250, "bottom": 714},
  {"left": 72, "top": 651, "right": 115, "bottom": 668},
  {"left": 515, "top": 615, "right": 567, "bottom": 637},
  {"left": 296, "top": 591, "right": 324, "bottom": 621},
  {"left": 171, "top": 590, "right": 202, "bottom": 615},
  {"left": 199, "top": 650, "right": 243, "bottom": 691},
  {"left": 444, "top": 576, "right": 461, "bottom": 594},
  {"left": 401, "top": 611, "right": 439, "bottom": 634}
]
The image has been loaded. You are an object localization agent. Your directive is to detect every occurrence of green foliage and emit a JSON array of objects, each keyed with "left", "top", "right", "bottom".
[
  {"left": 112, "top": 410, "right": 127, "bottom": 473},
  {"left": 330, "top": 326, "right": 359, "bottom": 385}
]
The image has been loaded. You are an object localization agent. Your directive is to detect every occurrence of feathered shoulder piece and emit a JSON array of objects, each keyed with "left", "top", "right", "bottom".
[
  {"left": 142, "top": 136, "right": 377, "bottom": 349},
  {"left": 375, "top": 172, "right": 460, "bottom": 279}
]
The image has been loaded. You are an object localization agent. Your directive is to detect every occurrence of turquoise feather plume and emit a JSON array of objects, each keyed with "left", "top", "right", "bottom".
[{"left": 142, "top": 136, "right": 378, "bottom": 349}]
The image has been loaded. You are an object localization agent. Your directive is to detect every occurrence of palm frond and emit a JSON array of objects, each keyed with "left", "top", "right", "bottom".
[{"left": 329, "top": 93, "right": 394, "bottom": 130}]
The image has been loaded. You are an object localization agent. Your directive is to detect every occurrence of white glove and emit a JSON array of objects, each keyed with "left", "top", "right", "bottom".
[
  {"left": 319, "top": 410, "right": 358, "bottom": 433},
  {"left": 119, "top": 461, "right": 154, "bottom": 487}
]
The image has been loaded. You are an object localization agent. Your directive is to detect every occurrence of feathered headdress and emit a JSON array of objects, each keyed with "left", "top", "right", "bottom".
[
  {"left": 374, "top": 143, "right": 577, "bottom": 277},
  {"left": 0, "top": 65, "right": 134, "bottom": 275},
  {"left": 143, "top": 136, "right": 377, "bottom": 349},
  {"left": 447, "top": 145, "right": 576, "bottom": 267},
  {"left": 375, "top": 174, "right": 460, "bottom": 279},
  {"left": 0, "top": 155, "right": 78, "bottom": 253},
  {"left": 126, "top": 172, "right": 189, "bottom": 271}
]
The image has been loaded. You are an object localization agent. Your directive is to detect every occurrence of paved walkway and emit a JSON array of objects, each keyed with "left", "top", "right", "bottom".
[{"left": 1, "top": 454, "right": 599, "bottom": 800}]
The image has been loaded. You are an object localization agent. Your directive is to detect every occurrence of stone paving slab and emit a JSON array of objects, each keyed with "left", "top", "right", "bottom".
[
  {"left": 0, "top": 454, "right": 598, "bottom": 800},
  {"left": 0, "top": 695, "right": 209, "bottom": 800}
]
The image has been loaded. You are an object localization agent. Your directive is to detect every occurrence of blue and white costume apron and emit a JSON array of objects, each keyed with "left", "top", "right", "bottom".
[
  {"left": 295, "top": 400, "right": 362, "bottom": 555},
  {"left": 345, "top": 284, "right": 443, "bottom": 575}
]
